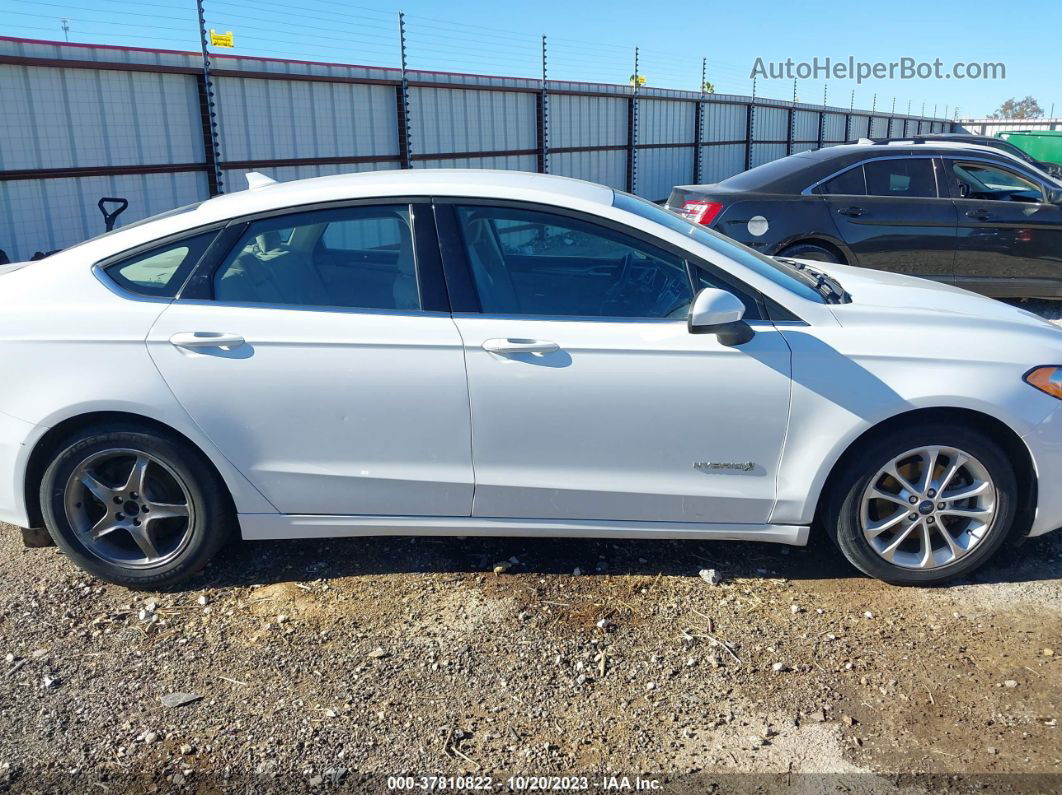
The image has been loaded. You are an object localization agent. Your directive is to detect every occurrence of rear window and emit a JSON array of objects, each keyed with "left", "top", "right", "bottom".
[{"left": 717, "top": 154, "right": 818, "bottom": 190}]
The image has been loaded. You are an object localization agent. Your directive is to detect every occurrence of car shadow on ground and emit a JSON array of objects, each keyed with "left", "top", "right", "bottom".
[{"left": 177, "top": 527, "right": 1062, "bottom": 593}]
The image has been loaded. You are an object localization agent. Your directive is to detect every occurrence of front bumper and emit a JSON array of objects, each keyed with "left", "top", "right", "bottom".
[
  {"left": 1023, "top": 404, "right": 1062, "bottom": 537},
  {"left": 0, "top": 409, "right": 37, "bottom": 528}
]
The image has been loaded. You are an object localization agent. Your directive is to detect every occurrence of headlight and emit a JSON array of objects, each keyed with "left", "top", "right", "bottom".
[{"left": 1024, "top": 366, "right": 1062, "bottom": 399}]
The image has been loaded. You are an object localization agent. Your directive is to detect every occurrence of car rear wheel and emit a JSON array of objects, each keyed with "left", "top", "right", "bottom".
[
  {"left": 825, "top": 423, "right": 1017, "bottom": 585},
  {"left": 40, "top": 424, "right": 234, "bottom": 588},
  {"left": 777, "top": 242, "right": 842, "bottom": 264}
]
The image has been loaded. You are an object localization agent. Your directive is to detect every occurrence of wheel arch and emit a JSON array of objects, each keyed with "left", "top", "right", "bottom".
[
  {"left": 23, "top": 411, "right": 243, "bottom": 529},
  {"left": 812, "top": 407, "right": 1036, "bottom": 543},
  {"left": 773, "top": 235, "right": 854, "bottom": 265}
]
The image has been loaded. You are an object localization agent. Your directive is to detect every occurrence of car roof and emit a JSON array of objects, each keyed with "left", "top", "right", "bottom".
[
  {"left": 195, "top": 169, "right": 614, "bottom": 224},
  {"left": 801, "top": 140, "right": 1016, "bottom": 158},
  {"left": 673, "top": 140, "right": 1032, "bottom": 194}
]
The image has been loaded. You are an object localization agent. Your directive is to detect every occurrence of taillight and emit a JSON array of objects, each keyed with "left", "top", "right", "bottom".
[{"left": 680, "top": 200, "right": 724, "bottom": 226}]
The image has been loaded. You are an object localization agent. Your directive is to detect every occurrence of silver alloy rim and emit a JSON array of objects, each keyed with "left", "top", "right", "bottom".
[
  {"left": 859, "top": 446, "right": 996, "bottom": 570},
  {"left": 63, "top": 448, "right": 195, "bottom": 569}
]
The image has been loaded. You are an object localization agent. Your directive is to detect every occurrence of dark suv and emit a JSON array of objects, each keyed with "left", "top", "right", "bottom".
[{"left": 668, "top": 141, "right": 1062, "bottom": 299}]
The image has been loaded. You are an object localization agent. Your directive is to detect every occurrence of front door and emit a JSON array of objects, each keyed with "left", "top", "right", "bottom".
[
  {"left": 821, "top": 156, "right": 958, "bottom": 281},
  {"left": 147, "top": 202, "right": 474, "bottom": 517},
  {"left": 944, "top": 157, "right": 1062, "bottom": 298},
  {"left": 439, "top": 202, "right": 792, "bottom": 525}
]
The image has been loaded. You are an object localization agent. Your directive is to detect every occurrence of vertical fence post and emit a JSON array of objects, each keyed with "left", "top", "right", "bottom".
[
  {"left": 817, "top": 84, "right": 826, "bottom": 149},
  {"left": 692, "top": 57, "right": 705, "bottom": 184},
  {"left": 396, "top": 11, "right": 412, "bottom": 169},
  {"left": 538, "top": 35, "right": 549, "bottom": 174},
  {"left": 786, "top": 78, "right": 795, "bottom": 156},
  {"left": 195, "top": 0, "right": 222, "bottom": 195},
  {"left": 627, "top": 47, "right": 639, "bottom": 194},
  {"left": 745, "top": 77, "right": 755, "bottom": 171},
  {"left": 844, "top": 90, "right": 853, "bottom": 142}
]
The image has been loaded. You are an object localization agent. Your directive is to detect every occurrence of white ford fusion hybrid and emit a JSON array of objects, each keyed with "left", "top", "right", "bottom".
[{"left": 1, "top": 169, "right": 1060, "bottom": 587}]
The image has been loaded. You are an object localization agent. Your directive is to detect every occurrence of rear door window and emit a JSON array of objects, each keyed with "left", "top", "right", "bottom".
[
  {"left": 818, "top": 166, "right": 867, "bottom": 196},
  {"left": 211, "top": 205, "right": 419, "bottom": 310},
  {"left": 863, "top": 159, "right": 938, "bottom": 198}
]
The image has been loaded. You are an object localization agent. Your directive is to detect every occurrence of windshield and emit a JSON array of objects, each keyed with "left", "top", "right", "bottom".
[{"left": 612, "top": 191, "right": 826, "bottom": 304}]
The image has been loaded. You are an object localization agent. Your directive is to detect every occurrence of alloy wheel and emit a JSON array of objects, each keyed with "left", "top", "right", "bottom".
[
  {"left": 62, "top": 448, "right": 195, "bottom": 569},
  {"left": 859, "top": 446, "right": 996, "bottom": 570}
]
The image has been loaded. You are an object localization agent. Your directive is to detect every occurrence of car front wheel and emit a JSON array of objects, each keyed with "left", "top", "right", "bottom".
[
  {"left": 826, "top": 423, "right": 1017, "bottom": 585},
  {"left": 40, "top": 424, "right": 233, "bottom": 588}
]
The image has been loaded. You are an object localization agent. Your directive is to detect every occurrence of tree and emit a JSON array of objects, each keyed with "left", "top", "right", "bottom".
[
  {"left": 990, "top": 96, "right": 1044, "bottom": 120},
  {"left": 628, "top": 74, "right": 646, "bottom": 87},
  {"left": 702, "top": 80, "right": 715, "bottom": 94}
]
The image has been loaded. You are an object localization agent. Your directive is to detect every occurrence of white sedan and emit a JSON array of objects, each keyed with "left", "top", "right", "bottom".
[{"left": 1, "top": 170, "right": 1060, "bottom": 587}]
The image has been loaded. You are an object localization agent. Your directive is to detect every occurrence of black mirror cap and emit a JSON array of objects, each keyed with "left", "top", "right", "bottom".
[
  {"left": 1048, "top": 188, "right": 1062, "bottom": 205},
  {"left": 690, "top": 319, "right": 756, "bottom": 346}
]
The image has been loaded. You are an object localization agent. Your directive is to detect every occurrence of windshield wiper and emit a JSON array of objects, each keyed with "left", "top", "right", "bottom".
[{"left": 774, "top": 257, "right": 851, "bottom": 304}]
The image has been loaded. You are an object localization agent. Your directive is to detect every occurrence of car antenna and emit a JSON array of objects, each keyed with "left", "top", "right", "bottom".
[{"left": 245, "top": 171, "right": 277, "bottom": 190}]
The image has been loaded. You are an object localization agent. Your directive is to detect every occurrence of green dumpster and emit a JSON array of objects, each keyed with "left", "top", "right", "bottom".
[{"left": 995, "top": 130, "right": 1062, "bottom": 165}]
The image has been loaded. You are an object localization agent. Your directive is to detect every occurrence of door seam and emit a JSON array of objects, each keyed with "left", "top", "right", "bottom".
[{"left": 450, "top": 316, "right": 479, "bottom": 517}]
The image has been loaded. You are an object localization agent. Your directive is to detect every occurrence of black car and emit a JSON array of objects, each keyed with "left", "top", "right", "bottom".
[
  {"left": 668, "top": 142, "right": 1062, "bottom": 299},
  {"left": 863, "top": 133, "right": 1062, "bottom": 179}
]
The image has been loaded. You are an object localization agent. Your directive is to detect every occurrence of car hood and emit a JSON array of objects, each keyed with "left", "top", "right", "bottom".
[{"left": 790, "top": 259, "right": 1059, "bottom": 332}]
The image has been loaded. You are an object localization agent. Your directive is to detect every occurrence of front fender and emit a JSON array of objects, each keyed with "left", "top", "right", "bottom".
[{"left": 769, "top": 326, "right": 1054, "bottom": 526}]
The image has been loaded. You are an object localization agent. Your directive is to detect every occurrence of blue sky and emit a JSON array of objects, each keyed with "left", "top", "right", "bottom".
[{"left": 2, "top": 0, "right": 1058, "bottom": 118}]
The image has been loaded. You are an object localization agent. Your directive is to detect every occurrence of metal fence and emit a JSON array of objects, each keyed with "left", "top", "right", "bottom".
[
  {"left": 0, "top": 36, "right": 955, "bottom": 262},
  {"left": 958, "top": 118, "right": 1062, "bottom": 136}
]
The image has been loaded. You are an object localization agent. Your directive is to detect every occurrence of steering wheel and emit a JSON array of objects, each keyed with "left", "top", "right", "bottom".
[
  {"left": 665, "top": 299, "right": 692, "bottom": 318},
  {"left": 603, "top": 253, "right": 635, "bottom": 306}
]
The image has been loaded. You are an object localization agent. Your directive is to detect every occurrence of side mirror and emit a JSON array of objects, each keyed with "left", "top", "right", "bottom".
[
  {"left": 688, "top": 288, "right": 754, "bottom": 346},
  {"left": 1047, "top": 188, "right": 1062, "bottom": 205}
]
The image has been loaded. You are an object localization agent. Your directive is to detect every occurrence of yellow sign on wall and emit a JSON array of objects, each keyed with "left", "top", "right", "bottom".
[{"left": 210, "top": 29, "right": 234, "bottom": 48}]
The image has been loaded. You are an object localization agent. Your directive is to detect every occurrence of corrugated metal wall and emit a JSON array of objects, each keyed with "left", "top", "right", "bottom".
[
  {"left": 0, "top": 37, "right": 954, "bottom": 261},
  {"left": 958, "top": 118, "right": 1062, "bottom": 136},
  {"left": 214, "top": 77, "right": 399, "bottom": 164}
]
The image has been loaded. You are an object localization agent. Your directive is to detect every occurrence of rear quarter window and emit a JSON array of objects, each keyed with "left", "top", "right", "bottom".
[{"left": 102, "top": 231, "right": 218, "bottom": 298}]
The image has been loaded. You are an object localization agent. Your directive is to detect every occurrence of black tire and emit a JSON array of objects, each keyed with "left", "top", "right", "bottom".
[
  {"left": 40, "top": 423, "right": 234, "bottom": 588},
  {"left": 777, "top": 242, "right": 842, "bottom": 264},
  {"left": 824, "top": 422, "right": 1017, "bottom": 586}
]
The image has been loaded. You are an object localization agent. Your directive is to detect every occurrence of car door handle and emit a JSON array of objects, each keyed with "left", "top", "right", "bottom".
[
  {"left": 837, "top": 206, "right": 865, "bottom": 218},
  {"left": 965, "top": 209, "right": 992, "bottom": 221},
  {"left": 169, "top": 331, "right": 246, "bottom": 349},
  {"left": 482, "top": 338, "right": 560, "bottom": 355}
]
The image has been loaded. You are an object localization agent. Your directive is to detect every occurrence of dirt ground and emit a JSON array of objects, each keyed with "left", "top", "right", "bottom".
[{"left": 0, "top": 301, "right": 1059, "bottom": 794}]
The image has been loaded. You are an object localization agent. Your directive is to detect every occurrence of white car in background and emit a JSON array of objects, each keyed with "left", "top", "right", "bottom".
[{"left": 1, "top": 170, "right": 1060, "bottom": 588}]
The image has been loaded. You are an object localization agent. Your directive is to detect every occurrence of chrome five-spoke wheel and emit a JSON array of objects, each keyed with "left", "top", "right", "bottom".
[
  {"left": 63, "top": 448, "right": 195, "bottom": 569},
  {"left": 860, "top": 446, "right": 996, "bottom": 570}
]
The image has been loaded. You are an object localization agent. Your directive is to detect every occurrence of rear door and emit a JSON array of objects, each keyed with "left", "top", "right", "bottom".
[
  {"left": 437, "top": 201, "right": 793, "bottom": 526},
  {"left": 943, "top": 157, "right": 1062, "bottom": 297},
  {"left": 819, "top": 156, "right": 958, "bottom": 281},
  {"left": 147, "top": 201, "right": 474, "bottom": 517}
]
